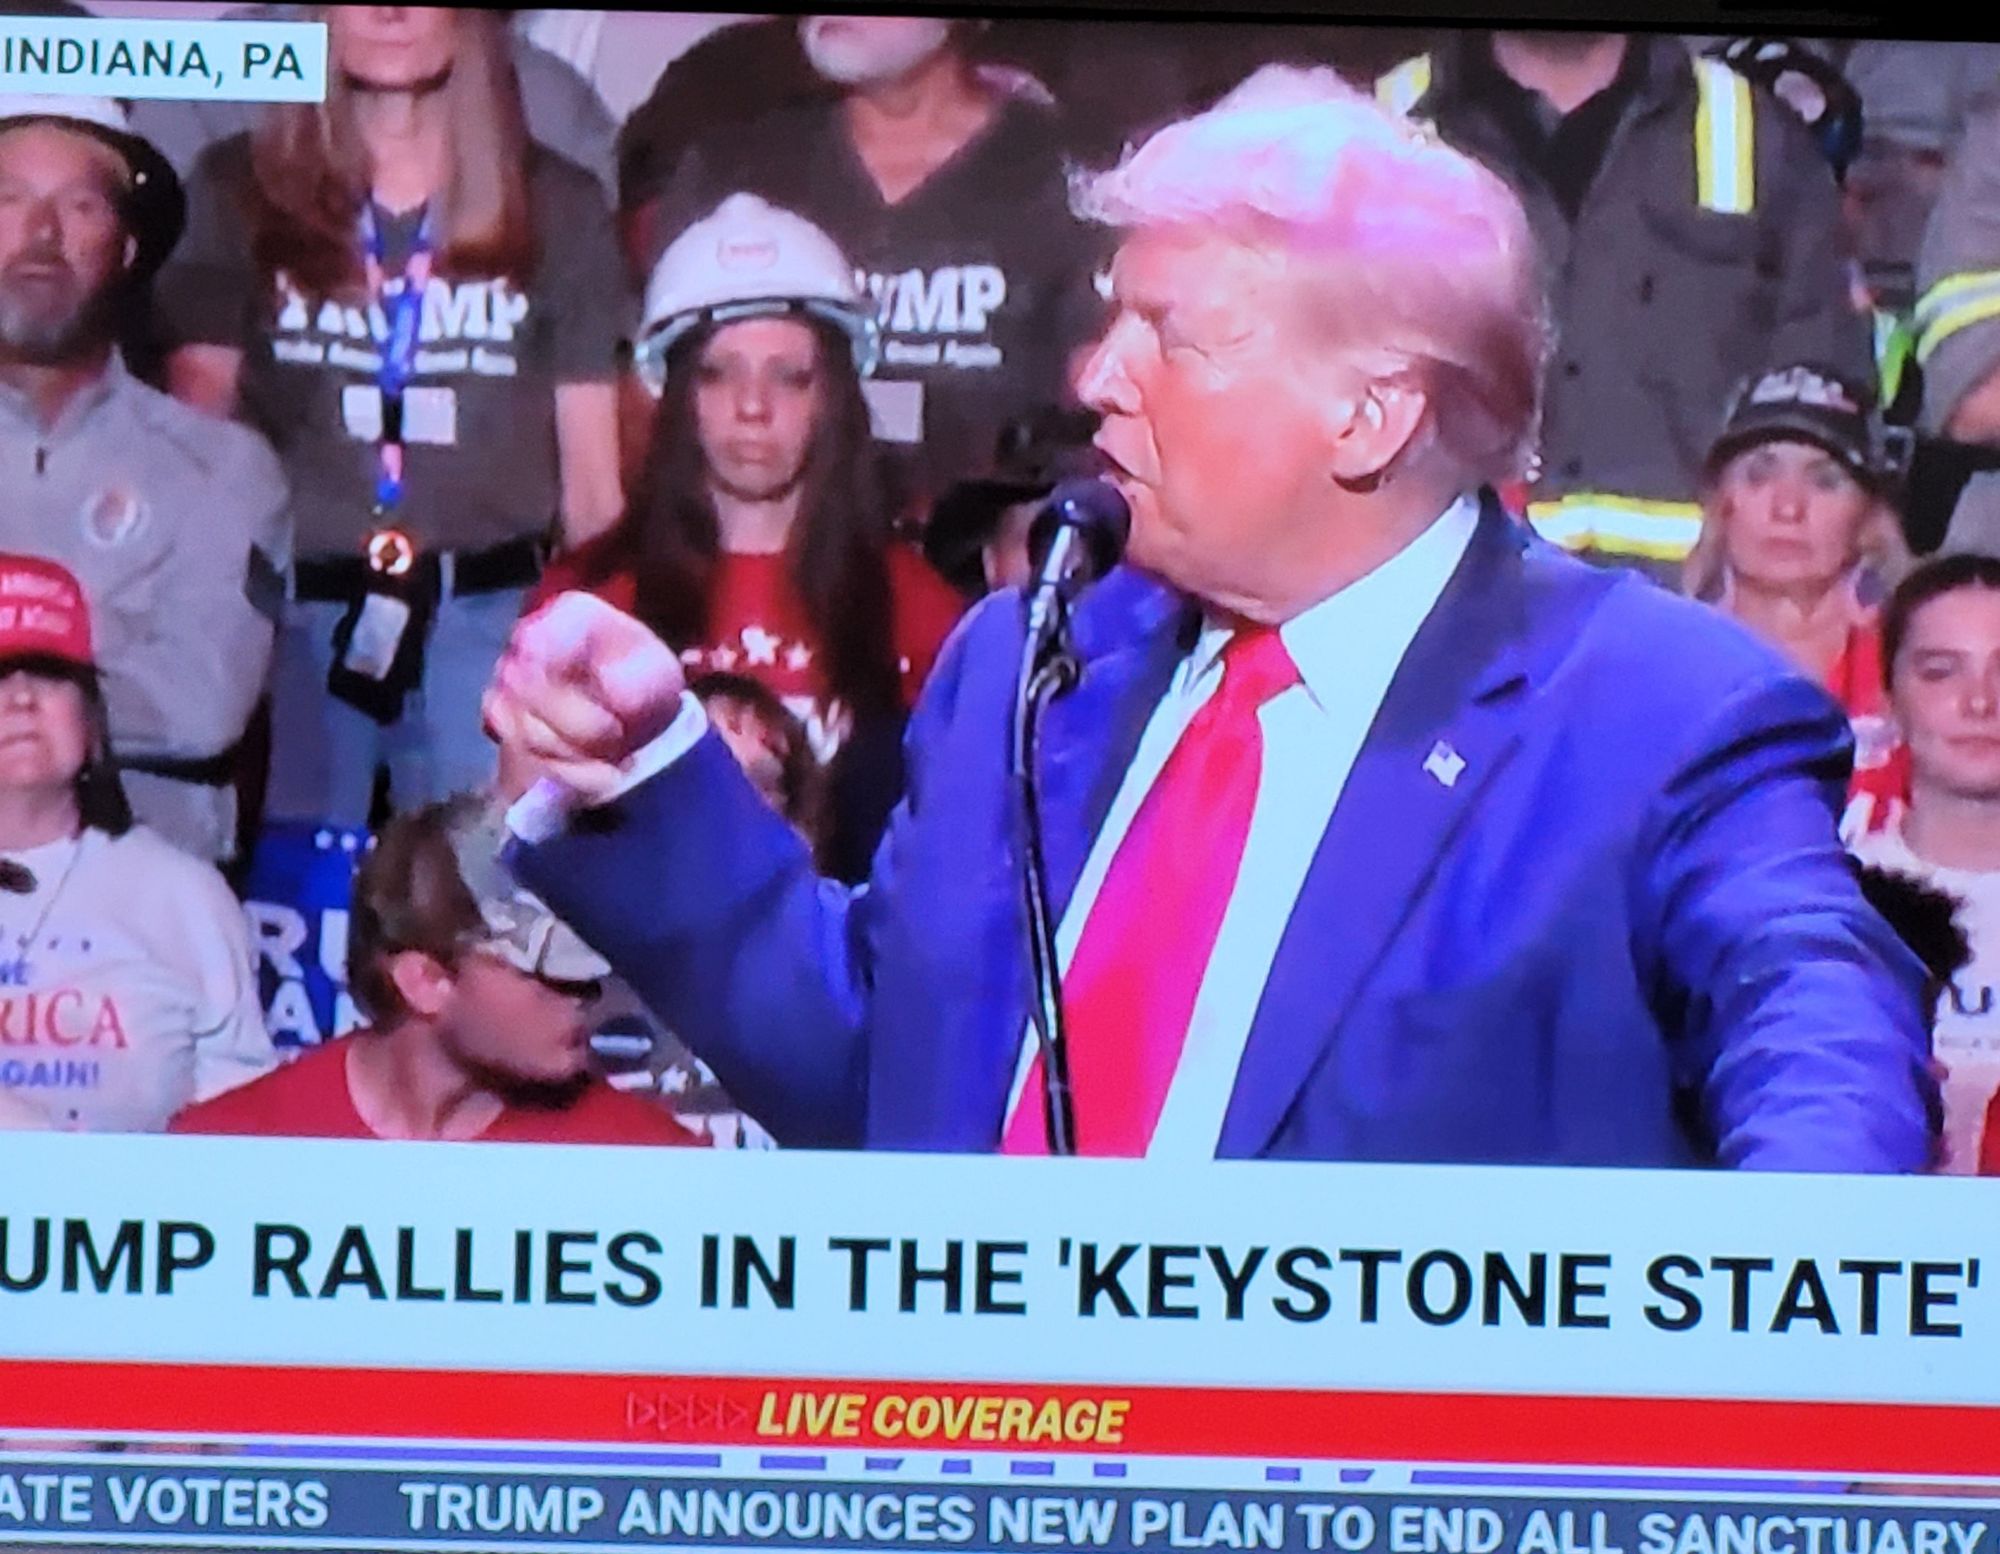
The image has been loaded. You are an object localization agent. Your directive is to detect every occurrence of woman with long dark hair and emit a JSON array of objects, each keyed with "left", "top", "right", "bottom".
[
  {"left": 155, "top": 6, "right": 628, "bottom": 835},
  {"left": 525, "top": 193, "right": 962, "bottom": 879}
]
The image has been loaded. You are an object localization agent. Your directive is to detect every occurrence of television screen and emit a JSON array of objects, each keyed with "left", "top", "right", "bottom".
[{"left": 1, "top": 2, "right": 1998, "bottom": 1550}]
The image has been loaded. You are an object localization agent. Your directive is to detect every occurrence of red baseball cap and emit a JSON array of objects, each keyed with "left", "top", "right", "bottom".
[{"left": 0, "top": 556, "right": 94, "bottom": 672}]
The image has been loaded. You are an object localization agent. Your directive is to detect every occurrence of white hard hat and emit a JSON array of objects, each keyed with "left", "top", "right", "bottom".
[
  {"left": 634, "top": 193, "right": 880, "bottom": 394},
  {"left": 0, "top": 94, "right": 133, "bottom": 139}
]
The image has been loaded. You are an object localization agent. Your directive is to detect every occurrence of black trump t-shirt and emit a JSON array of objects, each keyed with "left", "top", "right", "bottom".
[
  {"left": 654, "top": 94, "right": 1109, "bottom": 510},
  {"left": 156, "top": 136, "right": 629, "bottom": 559}
]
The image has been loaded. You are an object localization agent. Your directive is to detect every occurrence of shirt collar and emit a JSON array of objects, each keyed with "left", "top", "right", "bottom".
[
  {"left": 1184, "top": 492, "right": 1482, "bottom": 710},
  {"left": 0, "top": 349, "right": 128, "bottom": 440}
]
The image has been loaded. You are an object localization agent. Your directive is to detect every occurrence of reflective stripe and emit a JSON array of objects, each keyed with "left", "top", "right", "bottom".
[
  {"left": 1917, "top": 296, "right": 2000, "bottom": 365},
  {"left": 1915, "top": 269, "right": 2000, "bottom": 325},
  {"left": 1693, "top": 58, "right": 1755, "bottom": 215},
  {"left": 1375, "top": 54, "right": 1433, "bottom": 116},
  {"left": 1527, "top": 495, "right": 1705, "bottom": 561},
  {"left": 1914, "top": 271, "right": 2000, "bottom": 363},
  {"left": 1874, "top": 308, "right": 1914, "bottom": 408}
]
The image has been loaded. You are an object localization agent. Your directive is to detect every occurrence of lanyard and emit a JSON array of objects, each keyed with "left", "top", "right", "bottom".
[{"left": 359, "top": 202, "right": 435, "bottom": 517}]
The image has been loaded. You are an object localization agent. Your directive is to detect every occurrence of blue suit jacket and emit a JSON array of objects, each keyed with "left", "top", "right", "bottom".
[{"left": 514, "top": 497, "right": 1937, "bottom": 1168}]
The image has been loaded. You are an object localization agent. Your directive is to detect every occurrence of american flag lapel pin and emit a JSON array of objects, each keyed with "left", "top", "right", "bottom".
[{"left": 1423, "top": 740, "right": 1467, "bottom": 789}]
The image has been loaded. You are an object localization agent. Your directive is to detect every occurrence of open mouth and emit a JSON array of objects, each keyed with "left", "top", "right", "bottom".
[{"left": 1092, "top": 440, "right": 1134, "bottom": 482}]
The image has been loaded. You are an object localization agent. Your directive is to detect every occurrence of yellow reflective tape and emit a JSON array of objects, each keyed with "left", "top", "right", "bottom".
[
  {"left": 1916, "top": 294, "right": 2000, "bottom": 365},
  {"left": 1732, "top": 71, "right": 1755, "bottom": 214},
  {"left": 1915, "top": 270, "right": 2000, "bottom": 328},
  {"left": 1527, "top": 496, "right": 1704, "bottom": 560},
  {"left": 1527, "top": 509, "right": 1595, "bottom": 548},
  {"left": 1375, "top": 54, "right": 1433, "bottom": 116},
  {"left": 1693, "top": 59, "right": 1755, "bottom": 215},
  {"left": 1875, "top": 309, "right": 1914, "bottom": 407},
  {"left": 1532, "top": 494, "right": 1704, "bottom": 520}
]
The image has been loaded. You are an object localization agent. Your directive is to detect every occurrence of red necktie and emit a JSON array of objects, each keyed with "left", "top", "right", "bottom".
[{"left": 1003, "top": 626, "right": 1301, "bottom": 1156}]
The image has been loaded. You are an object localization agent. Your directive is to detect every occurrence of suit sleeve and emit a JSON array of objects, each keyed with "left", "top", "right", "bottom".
[
  {"left": 507, "top": 603, "right": 987, "bottom": 1149},
  {"left": 1637, "top": 669, "right": 1938, "bottom": 1172}
]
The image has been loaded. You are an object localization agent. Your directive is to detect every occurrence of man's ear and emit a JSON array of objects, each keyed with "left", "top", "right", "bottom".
[
  {"left": 386, "top": 950, "right": 456, "bottom": 1021},
  {"left": 1326, "top": 376, "right": 1431, "bottom": 488}
]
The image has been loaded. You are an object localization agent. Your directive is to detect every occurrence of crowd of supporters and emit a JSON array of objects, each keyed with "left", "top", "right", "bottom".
[{"left": 4, "top": 7, "right": 2000, "bottom": 1166}]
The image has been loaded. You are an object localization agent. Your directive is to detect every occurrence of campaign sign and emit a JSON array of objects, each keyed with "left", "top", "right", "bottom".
[{"left": 240, "top": 820, "right": 369, "bottom": 1050}]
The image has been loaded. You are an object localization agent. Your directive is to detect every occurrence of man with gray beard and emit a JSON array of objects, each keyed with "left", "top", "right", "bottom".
[{"left": 0, "top": 96, "right": 288, "bottom": 866}]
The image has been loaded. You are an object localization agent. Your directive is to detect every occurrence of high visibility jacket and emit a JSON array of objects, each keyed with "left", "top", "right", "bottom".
[
  {"left": 1914, "top": 102, "right": 2000, "bottom": 554},
  {"left": 1378, "top": 35, "right": 1872, "bottom": 582}
]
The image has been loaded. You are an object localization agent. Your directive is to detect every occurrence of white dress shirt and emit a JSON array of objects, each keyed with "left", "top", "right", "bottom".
[
  {"left": 510, "top": 496, "right": 1481, "bottom": 1159},
  {"left": 1005, "top": 495, "right": 1479, "bottom": 1158}
]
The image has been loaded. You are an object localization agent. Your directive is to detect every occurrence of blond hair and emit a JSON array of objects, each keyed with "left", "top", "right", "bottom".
[
  {"left": 1070, "top": 65, "right": 1550, "bottom": 488},
  {"left": 1684, "top": 466, "right": 1914, "bottom": 605}
]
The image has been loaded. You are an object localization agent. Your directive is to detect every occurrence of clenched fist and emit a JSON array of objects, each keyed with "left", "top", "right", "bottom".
[{"left": 483, "top": 592, "right": 688, "bottom": 807}]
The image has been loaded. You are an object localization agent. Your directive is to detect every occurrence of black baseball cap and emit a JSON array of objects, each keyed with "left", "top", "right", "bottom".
[
  {"left": 924, "top": 406, "right": 1102, "bottom": 596},
  {"left": 1706, "top": 362, "right": 1893, "bottom": 490}
]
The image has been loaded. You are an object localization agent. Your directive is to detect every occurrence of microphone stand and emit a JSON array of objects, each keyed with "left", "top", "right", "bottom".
[{"left": 1011, "top": 603, "right": 1082, "bottom": 1157}]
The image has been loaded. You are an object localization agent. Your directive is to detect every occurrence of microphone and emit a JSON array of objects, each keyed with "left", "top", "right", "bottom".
[
  {"left": 1012, "top": 477, "right": 1129, "bottom": 1157},
  {"left": 1023, "top": 478, "right": 1131, "bottom": 650}
]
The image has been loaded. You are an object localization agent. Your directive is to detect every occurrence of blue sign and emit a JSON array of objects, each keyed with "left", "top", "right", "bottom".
[{"left": 240, "top": 820, "right": 371, "bottom": 1049}]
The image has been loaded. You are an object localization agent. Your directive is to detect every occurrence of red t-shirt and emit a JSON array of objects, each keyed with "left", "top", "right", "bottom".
[
  {"left": 169, "top": 1041, "right": 697, "bottom": 1146},
  {"left": 1980, "top": 1089, "right": 2000, "bottom": 1176},
  {"left": 528, "top": 539, "right": 963, "bottom": 763}
]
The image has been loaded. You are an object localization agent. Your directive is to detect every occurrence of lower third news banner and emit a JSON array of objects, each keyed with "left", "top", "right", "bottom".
[
  {"left": 0, "top": 1462, "right": 1993, "bottom": 1553},
  {"left": 1, "top": 1139, "right": 1999, "bottom": 1549}
]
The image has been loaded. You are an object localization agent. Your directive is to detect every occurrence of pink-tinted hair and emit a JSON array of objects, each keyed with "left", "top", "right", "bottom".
[{"left": 1071, "top": 65, "right": 1551, "bottom": 488}]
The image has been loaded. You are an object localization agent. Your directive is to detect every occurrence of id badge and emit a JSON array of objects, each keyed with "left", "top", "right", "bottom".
[
  {"left": 340, "top": 593, "right": 413, "bottom": 681},
  {"left": 862, "top": 379, "right": 924, "bottom": 445},
  {"left": 403, "top": 385, "right": 459, "bottom": 447},
  {"left": 341, "top": 384, "right": 384, "bottom": 442}
]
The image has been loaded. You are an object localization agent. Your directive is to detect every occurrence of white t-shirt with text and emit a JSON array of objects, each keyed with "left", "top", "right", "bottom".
[
  {"left": 0, "top": 826, "right": 275, "bottom": 1132},
  {"left": 1852, "top": 825, "right": 2000, "bottom": 1173}
]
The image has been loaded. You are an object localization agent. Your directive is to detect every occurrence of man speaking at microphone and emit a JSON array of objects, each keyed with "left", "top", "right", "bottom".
[{"left": 485, "top": 67, "right": 1935, "bottom": 1169}]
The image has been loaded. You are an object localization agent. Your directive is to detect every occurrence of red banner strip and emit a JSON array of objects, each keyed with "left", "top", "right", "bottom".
[{"left": 1, "top": 1362, "right": 1995, "bottom": 1476}]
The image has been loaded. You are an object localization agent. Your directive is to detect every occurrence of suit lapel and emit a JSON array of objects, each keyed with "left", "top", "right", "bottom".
[
  {"left": 1029, "top": 567, "right": 1198, "bottom": 920},
  {"left": 1218, "top": 497, "right": 1537, "bottom": 1157}
]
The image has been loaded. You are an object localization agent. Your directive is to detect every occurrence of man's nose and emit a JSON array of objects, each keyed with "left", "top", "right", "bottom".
[
  {"left": 1075, "top": 332, "right": 1138, "bottom": 416},
  {"left": 18, "top": 195, "right": 63, "bottom": 249}
]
